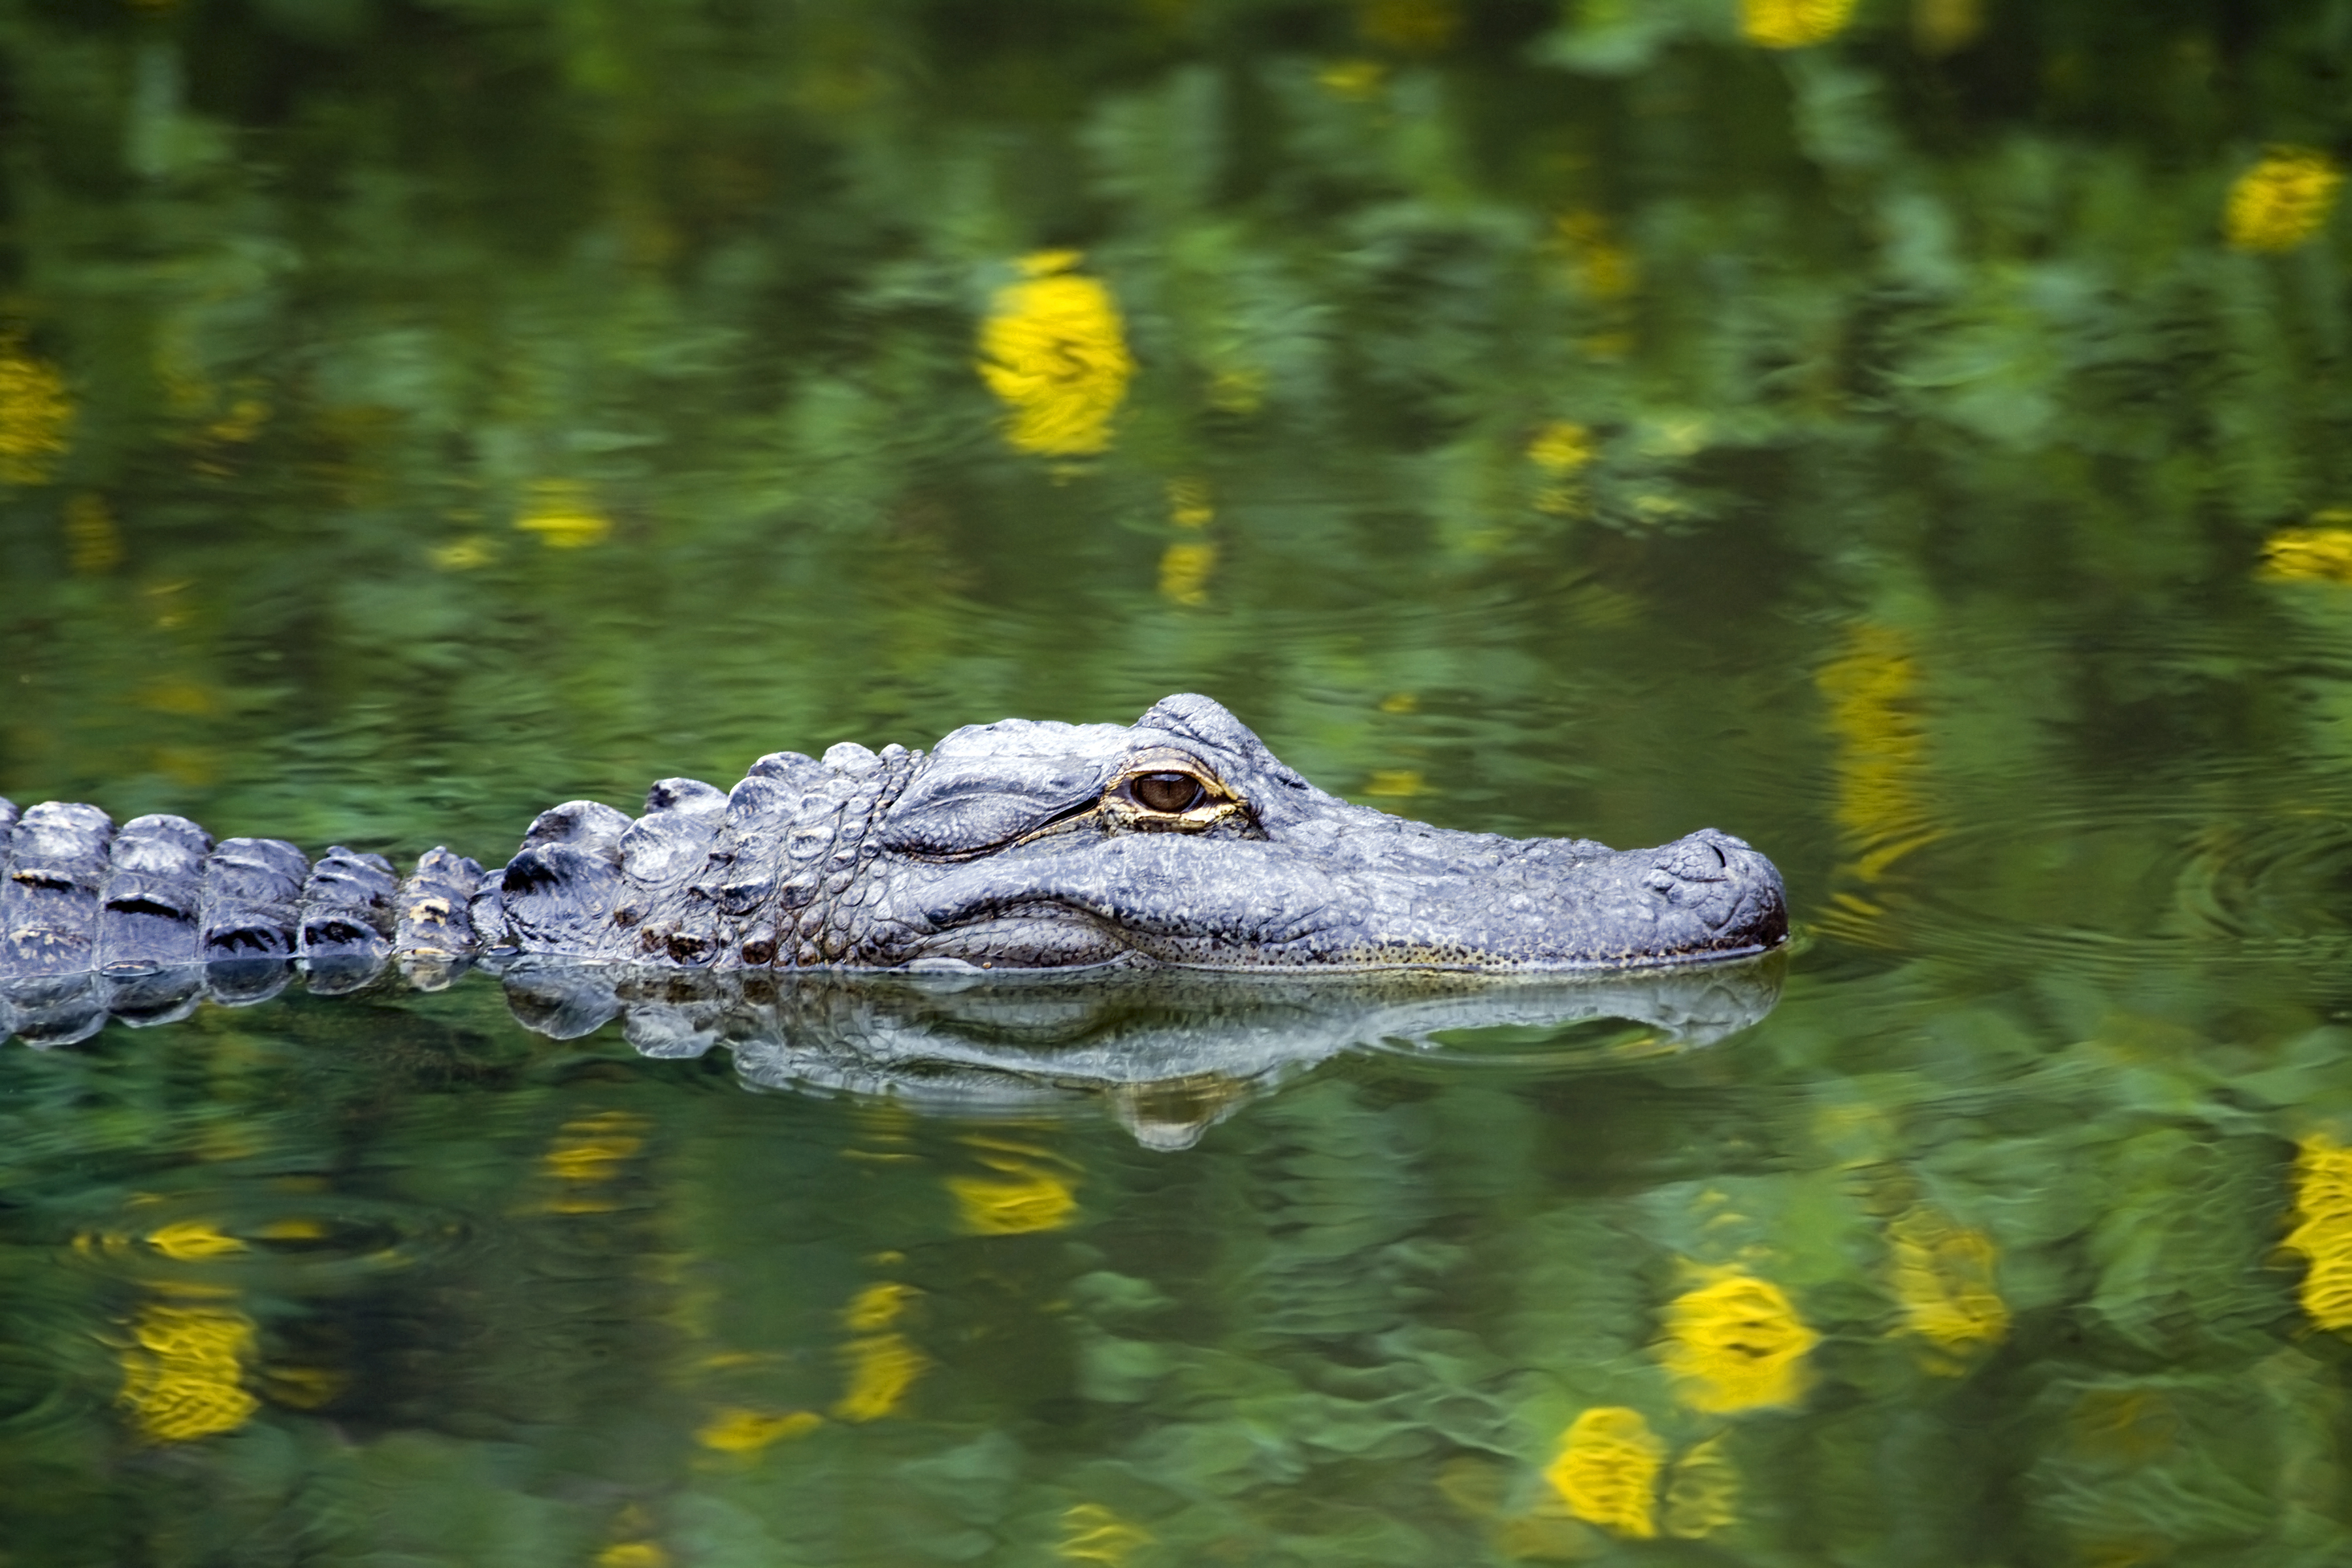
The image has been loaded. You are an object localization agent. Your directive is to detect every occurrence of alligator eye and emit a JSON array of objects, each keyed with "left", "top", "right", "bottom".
[{"left": 1132, "top": 772, "right": 1206, "bottom": 813}]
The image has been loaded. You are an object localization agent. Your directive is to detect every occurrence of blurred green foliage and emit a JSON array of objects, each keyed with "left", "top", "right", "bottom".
[
  {"left": 6, "top": 1, "right": 2352, "bottom": 1563},
  {"left": 2, "top": 0, "right": 2349, "bottom": 852}
]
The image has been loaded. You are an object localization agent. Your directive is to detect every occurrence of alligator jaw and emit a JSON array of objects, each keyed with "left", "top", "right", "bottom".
[{"left": 907, "top": 823, "right": 1787, "bottom": 973}]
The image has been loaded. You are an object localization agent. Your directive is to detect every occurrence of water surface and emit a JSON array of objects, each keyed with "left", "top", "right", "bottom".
[{"left": 5, "top": 2, "right": 2352, "bottom": 1563}]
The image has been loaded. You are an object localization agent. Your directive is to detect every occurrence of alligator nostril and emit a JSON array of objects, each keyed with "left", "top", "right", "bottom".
[
  {"left": 1709, "top": 841, "right": 1727, "bottom": 868},
  {"left": 1644, "top": 868, "right": 1676, "bottom": 894}
]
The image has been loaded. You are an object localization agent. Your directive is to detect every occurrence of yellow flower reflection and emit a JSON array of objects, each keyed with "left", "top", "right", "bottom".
[
  {"left": 1658, "top": 1267, "right": 1819, "bottom": 1413},
  {"left": 537, "top": 1110, "right": 648, "bottom": 1214},
  {"left": 843, "top": 1281, "right": 920, "bottom": 1333},
  {"left": 0, "top": 333, "right": 73, "bottom": 484},
  {"left": 832, "top": 1277, "right": 926, "bottom": 1421},
  {"left": 1316, "top": 59, "right": 1388, "bottom": 99},
  {"left": 1662, "top": 1435, "right": 1740, "bottom": 1539},
  {"left": 1161, "top": 476, "right": 1218, "bottom": 600},
  {"left": 515, "top": 480, "right": 612, "bottom": 547},
  {"left": 1158, "top": 541, "right": 1218, "bottom": 606},
  {"left": 2225, "top": 148, "right": 2343, "bottom": 253},
  {"left": 146, "top": 1220, "right": 249, "bottom": 1262},
  {"left": 595, "top": 1544, "right": 668, "bottom": 1568},
  {"left": 1058, "top": 1503, "right": 1154, "bottom": 1565},
  {"left": 65, "top": 493, "right": 124, "bottom": 574},
  {"left": 1817, "top": 623, "right": 1938, "bottom": 883},
  {"left": 696, "top": 1406, "right": 823, "bottom": 1452},
  {"left": 948, "top": 1135, "right": 1080, "bottom": 1235},
  {"left": 834, "top": 1330, "right": 927, "bottom": 1422},
  {"left": 2285, "top": 1133, "right": 2352, "bottom": 1331},
  {"left": 1356, "top": 0, "right": 1458, "bottom": 53},
  {"left": 1528, "top": 421, "right": 1595, "bottom": 476},
  {"left": 118, "top": 1302, "right": 259, "bottom": 1443},
  {"left": 1912, "top": 0, "right": 1984, "bottom": 55},
  {"left": 1168, "top": 476, "right": 1215, "bottom": 528},
  {"left": 949, "top": 1166, "right": 1079, "bottom": 1233},
  {"left": 1887, "top": 1205, "right": 2009, "bottom": 1365},
  {"left": 1740, "top": 0, "right": 1855, "bottom": 49},
  {"left": 1544, "top": 1405, "right": 1663, "bottom": 1538},
  {"left": 1554, "top": 214, "right": 1636, "bottom": 301},
  {"left": 1528, "top": 419, "right": 1597, "bottom": 517},
  {"left": 2261, "top": 524, "right": 2352, "bottom": 585},
  {"left": 977, "top": 252, "right": 1135, "bottom": 457}
]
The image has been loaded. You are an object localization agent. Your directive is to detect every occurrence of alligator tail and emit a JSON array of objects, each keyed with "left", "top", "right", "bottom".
[{"left": 0, "top": 795, "right": 493, "bottom": 1047}]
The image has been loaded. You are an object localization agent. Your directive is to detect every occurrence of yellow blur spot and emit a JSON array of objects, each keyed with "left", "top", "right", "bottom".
[
  {"left": 1363, "top": 770, "right": 1425, "bottom": 799},
  {"left": 1817, "top": 624, "right": 1938, "bottom": 883},
  {"left": 977, "top": 252, "right": 1134, "bottom": 457},
  {"left": 595, "top": 1544, "right": 668, "bottom": 1568},
  {"left": 153, "top": 745, "right": 218, "bottom": 788},
  {"left": 843, "top": 1281, "right": 919, "bottom": 1333},
  {"left": 1528, "top": 421, "right": 1596, "bottom": 476},
  {"left": 949, "top": 1166, "right": 1079, "bottom": 1235},
  {"left": 139, "top": 678, "right": 218, "bottom": 717},
  {"left": 1058, "top": 1503, "right": 1154, "bottom": 1565},
  {"left": 1529, "top": 417, "right": 1598, "bottom": 518},
  {"left": 0, "top": 333, "right": 73, "bottom": 485},
  {"left": 2225, "top": 148, "right": 2343, "bottom": 253},
  {"left": 1740, "top": 0, "right": 1855, "bottom": 48},
  {"left": 696, "top": 1406, "right": 823, "bottom": 1452},
  {"left": 2285, "top": 1133, "right": 2352, "bottom": 1331},
  {"left": 259, "top": 1363, "right": 346, "bottom": 1409},
  {"left": 1158, "top": 540, "right": 1218, "bottom": 606},
  {"left": 1379, "top": 691, "right": 1418, "bottom": 713},
  {"left": 1887, "top": 1205, "right": 2009, "bottom": 1365},
  {"left": 118, "top": 1302, "right": 259, "bottom": 1443},
  {"left": 65, "top": 492, "right": 123, "bottom": 574},
  {"left": 2067, "top": 1385, "right": 2180, "bottom": 1463},
  {"left": 834, "top": 1331, "right": 926, "bottom": 1421},
  {"left": 1316, "top": 58, "right": 1388, "bottom": 99},
  {"left": 1356, "top": 0, "right": 1458, "bottom": 52},
  {"left": 1206, "top": 366, "right": 1266, "bottom": 414},
  {"left": 1912, "top": 0, "right": 1983, "bottom": 54},
  {"left": 2261, "top": 525, "right": 2352, "bottom": 584},
  {"left": 431, "top": 534, "right": 496, "bottom": 570},
  {"left": 146, "top": 1220, "right": 248, "bottom": 1261},
  {"left": 1657, "top": 1267, "right": 1819, "bottom": 1413},
  {"left": 1555, "top": 212, "right": 1637, "bottom": 301},
  {"left": 1544, "top": 1406, "right": 1662, "bottom": 1539},
  {"left": 1662, "top": 1435, "right": 1739, "bottom": 1539},
  {"left": 253, "top": 1218, "right": 329, "bottom": 1242},
  {"left": 544, "top": 1111, "right": 647, "bottom": 1183},
  {"left": 515, "top": 480, "right": 612, "bottom": 547},
  {"left": 1168, "top": 476, "right": 1215, "bottom": 528},
  {"left": 204, "top": 397, "right": 269, "bottom": 445}
]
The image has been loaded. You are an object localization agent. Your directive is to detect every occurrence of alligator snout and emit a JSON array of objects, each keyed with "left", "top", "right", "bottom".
[{"left": 1639, "top": 829, "right": 1786, "bottom": 951}]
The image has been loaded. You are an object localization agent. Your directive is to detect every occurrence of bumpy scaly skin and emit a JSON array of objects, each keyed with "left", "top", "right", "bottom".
[{"left": 1, "top": 694, "right": 1786, "bottom": 1045}]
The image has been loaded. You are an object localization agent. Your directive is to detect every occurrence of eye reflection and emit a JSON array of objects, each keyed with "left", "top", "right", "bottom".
[{"left": 1132, "top": 772, "right": 1207, "bottom": 813}]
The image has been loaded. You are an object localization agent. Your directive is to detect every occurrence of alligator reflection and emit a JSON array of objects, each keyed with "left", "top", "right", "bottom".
[
  {"left": 506, "top": 958, "right": 1784, "bottom": 1148},
  {"left": 5, "top": 955, "right": 1783, "bottom": 1148}
]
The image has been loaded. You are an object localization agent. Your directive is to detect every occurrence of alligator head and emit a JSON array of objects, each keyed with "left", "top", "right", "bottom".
[
  {"left": 847, "top": 693, "right": 1786, "bottom": 972},
  {"left": 487, "top": 693, "right": 1788, "bottom": 973}
]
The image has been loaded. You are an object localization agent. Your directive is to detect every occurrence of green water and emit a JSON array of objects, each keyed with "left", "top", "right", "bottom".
[{"left": 5, "top": 0, "right": 2352, "bottom": 1562}]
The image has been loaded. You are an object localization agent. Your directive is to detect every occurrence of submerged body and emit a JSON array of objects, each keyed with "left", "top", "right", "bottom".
[{"left": 0, "top": 694, "right": 1786, "bottom": 1044}]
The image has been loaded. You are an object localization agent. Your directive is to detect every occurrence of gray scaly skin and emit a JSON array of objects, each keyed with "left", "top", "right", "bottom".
[{"left": 1, "top": 694, "right": 1786, "bottom": 1046}]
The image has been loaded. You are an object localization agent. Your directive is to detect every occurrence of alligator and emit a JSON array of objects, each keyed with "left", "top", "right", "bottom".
[{"left": 0, "top": 693, "right": 1786, "bottom": 1049}]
